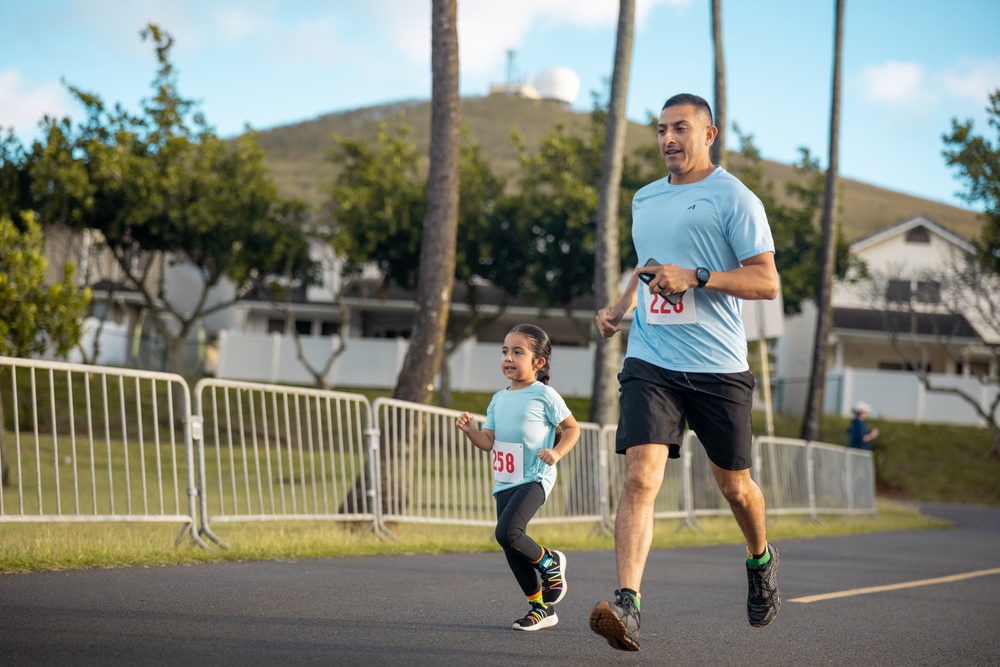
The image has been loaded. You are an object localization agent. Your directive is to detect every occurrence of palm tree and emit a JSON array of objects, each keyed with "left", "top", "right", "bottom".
[
  {"left": 710, "top": 0, "right": 727, "bottom": 169},
  {"left": 590, "top": 0, "right": 635, "bottom": 426},
  {"left": 800, "top": 0, "right": 844, "bottom": 441},
  {"left": 394, "top": 0, "right": 460, "bottom": 404}
]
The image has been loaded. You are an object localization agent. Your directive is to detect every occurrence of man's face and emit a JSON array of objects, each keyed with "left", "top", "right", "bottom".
[{"left": 657, "top": 104, "right": 714, "bottom": 175}]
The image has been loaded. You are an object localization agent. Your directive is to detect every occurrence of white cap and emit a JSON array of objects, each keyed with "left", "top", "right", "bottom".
[{"left": 852, "top": 401, "right": 871, "bottom": 414}]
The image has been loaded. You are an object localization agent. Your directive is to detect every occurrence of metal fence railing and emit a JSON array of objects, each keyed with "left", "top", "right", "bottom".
[
  {"left": 0, "top": 356, "right": 876, "bottom": 549},
  {"left": 0, "top": 356, "right": 204, "bottom": 547},
  {"left": 192, "top": 378, "right": 382, "bottom": 546}
]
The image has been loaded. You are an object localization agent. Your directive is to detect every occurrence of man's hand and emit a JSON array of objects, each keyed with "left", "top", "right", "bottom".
[{"left": 596, "top": 304, "right": 625, "bottom": 338}]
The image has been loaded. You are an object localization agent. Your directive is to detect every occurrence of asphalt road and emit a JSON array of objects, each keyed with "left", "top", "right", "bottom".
[{"left": 2, "top": 503, "right": 998, "bottom": 666}]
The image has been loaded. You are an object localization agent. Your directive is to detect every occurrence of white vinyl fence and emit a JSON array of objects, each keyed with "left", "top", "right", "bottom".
[{"left": 1, "top": 356, "right": 875, "bottom": 548}]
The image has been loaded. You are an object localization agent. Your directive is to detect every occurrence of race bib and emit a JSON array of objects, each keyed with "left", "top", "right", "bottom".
[
  {"left": 491, "top": 440, "right": 524, "bottom": 483},
  {"left": 644, "top": 284, "right": 697, "bottom": 325}
]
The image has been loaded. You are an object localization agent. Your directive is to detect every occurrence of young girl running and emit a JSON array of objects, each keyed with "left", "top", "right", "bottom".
[{"left": 457, "top": 323, "right": 580, "bottom": 632}]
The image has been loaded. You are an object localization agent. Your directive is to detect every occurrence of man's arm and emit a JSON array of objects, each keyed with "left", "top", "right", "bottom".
[
  {"left": 641, "top": 251, "right": 779, "bottom": 301},
  {"left": 595, "top": 266, "right": 642, "bottom": 339}
]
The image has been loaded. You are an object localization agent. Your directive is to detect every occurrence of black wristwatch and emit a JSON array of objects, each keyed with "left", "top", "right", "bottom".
[{"left": 695, "top": 267, "right": 711, "bottom": 288}]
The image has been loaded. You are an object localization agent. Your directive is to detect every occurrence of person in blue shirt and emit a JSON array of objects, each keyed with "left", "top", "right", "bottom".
[
  {"left": 592, "top": 93, "right": 782, "bottom": 651},
  {"left": 457, "top": 324, "right": 580, "bottom": 632},
  {"left": 848, "top": 401, "right": 880, "bottom": 450}
]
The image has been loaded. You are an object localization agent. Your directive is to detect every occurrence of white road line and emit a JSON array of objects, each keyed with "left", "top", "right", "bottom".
[{"left": 789, "top": 567, "right": 1000, "bottom": 604}]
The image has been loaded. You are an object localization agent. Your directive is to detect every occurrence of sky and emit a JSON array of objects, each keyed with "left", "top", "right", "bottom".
[{"left": 2, "top": 0, "right": 998, "bottom": 212}]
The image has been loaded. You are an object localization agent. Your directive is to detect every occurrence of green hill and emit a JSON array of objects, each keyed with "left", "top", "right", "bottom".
[{"left": 254, "top": 94, "right": 983, "bottom": 243}]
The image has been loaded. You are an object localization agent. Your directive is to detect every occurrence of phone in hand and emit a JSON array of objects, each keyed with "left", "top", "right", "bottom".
[
  {"left": 638, "top": 258, "right": 658, "bottom": 285},
  {"left": 639, "top": 258, "right": 684, "bottom": 306}
]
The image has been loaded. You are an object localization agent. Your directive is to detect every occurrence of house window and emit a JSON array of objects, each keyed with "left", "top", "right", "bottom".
[
  {"left": 914, "top": 281, "right": 941, "bottom": 304},
  {"left": 905, "top": 226, "right": 931, "bottom": 243},
  {"left": 878, "top": 361, "right": 904, "bottom": 371},
  {"left": 295, "top": 319, "right": 313, "bottom": 336},
  {"left": 886, "top": 279, "right": 911, "bottom": 302},
  {"left": 958, "top": 360, "right": 993, "bottom": 378},
  {"left": 267, "top": 318, "right": 285, "bottom": 334},
  {"left": 320, "top": 321, "right": 339, "bottom": 336},
  {"left": 878, "top": 360, "right": 931, "bottom": 372}
]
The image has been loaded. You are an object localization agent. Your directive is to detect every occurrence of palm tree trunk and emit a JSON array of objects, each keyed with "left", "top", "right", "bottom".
[
  {"left": 801, "top": 0, "right": 844, "bottom": 441},
  {"left": 394, "top": 0, "right": 460, "bottom": 406},
  {"left": 710, "top": 0, "right": 728, "bottom": 169},
  {"left": 590, "top": 0, "right": 635, "bottom": 427}
]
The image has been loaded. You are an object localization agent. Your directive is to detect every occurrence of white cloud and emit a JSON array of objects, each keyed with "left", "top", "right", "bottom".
[
  {"left": 859, "top": 56, "right": 1000, "bottom": 112},
  {"left": 0, "top": 69, "right": 72, "bottom": 139},
  {"left": 858, "top": 60, "right": 926, "bottom": 106},
  {"left": 373, "top": 0, "right": 691, "bottom": 77},
  {"left": 937, "top": 56, "right": 1000, "bottom": 102}
]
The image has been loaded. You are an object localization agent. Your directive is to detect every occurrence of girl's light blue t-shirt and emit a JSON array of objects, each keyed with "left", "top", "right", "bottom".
[{"left": 483, "top": 381, "right": 572, "bottom": 500}]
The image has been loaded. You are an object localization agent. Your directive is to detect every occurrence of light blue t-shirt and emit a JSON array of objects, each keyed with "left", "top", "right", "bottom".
[
  {"left": 627, "top": 166, "right": 775, "bottom": 373},
  {"left": 483, "top": 381, "right": 572, "bottom": 500}
]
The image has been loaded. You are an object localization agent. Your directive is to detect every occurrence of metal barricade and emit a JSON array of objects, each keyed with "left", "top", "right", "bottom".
[
  {"left": 1, "top": 356, "right": 878, "bottom": 548},
  {"left": 193, "top": 379, "right": 381, "bottom": 546},
  {"left": 373, "top": 398, "right": 607, "bottom": 528},
  {"left": 0, "top": 356, "right": 203, "bottom": 546},
  {"left": 754, "top": 436, "right": 876, "bottom": 519}
]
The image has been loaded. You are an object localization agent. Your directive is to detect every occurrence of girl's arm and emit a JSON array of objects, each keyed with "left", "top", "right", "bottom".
[
  {"left": 456, "top": 411, "right": 494, "bottom": 452},
  {"left": 538, "top": 415, "right": 581, "bottom": 465}
]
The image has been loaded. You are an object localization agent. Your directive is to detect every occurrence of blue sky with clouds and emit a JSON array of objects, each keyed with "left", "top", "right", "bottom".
[{"left": 2, "top": 0, "right": 998, "bottom": 211}]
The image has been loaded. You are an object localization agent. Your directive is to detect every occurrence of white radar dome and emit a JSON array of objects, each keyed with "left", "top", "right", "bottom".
[{"left": 534, "top": 67, "right": 580, "bottom": 104}]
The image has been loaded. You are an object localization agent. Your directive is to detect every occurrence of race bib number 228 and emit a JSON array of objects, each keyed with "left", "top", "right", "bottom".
[{"left": 644, "top": 285, "right": 697, "bottom": 325}]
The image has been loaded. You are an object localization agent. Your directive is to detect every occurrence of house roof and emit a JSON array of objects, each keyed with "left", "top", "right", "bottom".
[
  {"left": 833, "top": 307, "right": 980, "bottom": 340},
  {"left": 850, "top": 215, "right": 975, "bottom": 254}
]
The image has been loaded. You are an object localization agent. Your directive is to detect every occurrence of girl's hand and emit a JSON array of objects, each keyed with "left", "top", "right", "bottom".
[
  {"left": 456, "top": 412, "right": 476, "bottom": 433},
  {"left": 538, "top": 448, "right": 562, "bottom": 466}
]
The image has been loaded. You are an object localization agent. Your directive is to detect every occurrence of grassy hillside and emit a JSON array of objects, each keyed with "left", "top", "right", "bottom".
[{"left": 252, "top": 94, "right": 983, "bottom": 243}]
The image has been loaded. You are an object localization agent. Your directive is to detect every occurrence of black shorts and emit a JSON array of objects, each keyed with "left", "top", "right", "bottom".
[{"left": 615, "top": 357, "right": 755, "bottom": 471}]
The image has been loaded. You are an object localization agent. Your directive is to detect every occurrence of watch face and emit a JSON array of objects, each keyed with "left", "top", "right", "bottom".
[{"left": 697, "top": 267, "right": 710, "bottom": 285}]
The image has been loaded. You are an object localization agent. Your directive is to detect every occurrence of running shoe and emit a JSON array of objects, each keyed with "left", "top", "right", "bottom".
[
  {"left": 746, "top": 543, "right": 781, "bottom": 627},
  {"left": 512, "top": 603, "right": 558, "bottom": 632},
  {"left": 589, "top": 589, "right": 640, "bottom": 651},
  {"left": 540, "top": 549, "right": 567, "bottom": 605}
]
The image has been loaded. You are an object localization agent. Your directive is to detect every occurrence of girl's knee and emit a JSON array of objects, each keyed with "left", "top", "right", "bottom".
[{"left": 496, "top": 524, "right": 524, "bottom": 550}]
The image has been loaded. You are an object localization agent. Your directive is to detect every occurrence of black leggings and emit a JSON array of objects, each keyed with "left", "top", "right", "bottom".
[{"left": 495, "top": 482, "right": 546, "bottom": 597}]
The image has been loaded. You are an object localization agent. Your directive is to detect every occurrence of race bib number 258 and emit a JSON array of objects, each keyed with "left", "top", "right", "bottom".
[
  {"left": 644, "top": 285, "right": 697, "bottom": 325},
  {"left": 491, "top": 440, "right": 524, "bottom": 483}
]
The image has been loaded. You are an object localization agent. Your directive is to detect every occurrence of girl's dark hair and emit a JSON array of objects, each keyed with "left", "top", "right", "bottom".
[{"left": 508, "top": 323, "right": 553, "bottom": 385}]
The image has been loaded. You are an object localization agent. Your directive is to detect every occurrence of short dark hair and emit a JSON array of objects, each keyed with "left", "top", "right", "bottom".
[
  {"left": 507, "top": 323, "right": 553, "bottom": 385},
  {"left": 662, "top": 93, "right": 713, "bottom": 125}
]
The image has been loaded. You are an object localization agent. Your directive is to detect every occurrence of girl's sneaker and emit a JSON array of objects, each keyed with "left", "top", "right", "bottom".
[
  {"left": 540, "top": 549, "right": 567, "bottom": 605},
  {"left": 512, "top": 603, "right": 558, "bottom": 631}
]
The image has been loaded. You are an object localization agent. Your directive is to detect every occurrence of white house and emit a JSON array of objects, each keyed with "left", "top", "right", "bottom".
[{"left": 776, "top": 216, "right": 998, "bottom": 425}]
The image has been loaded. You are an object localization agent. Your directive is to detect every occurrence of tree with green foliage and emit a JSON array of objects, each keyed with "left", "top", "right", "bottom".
[
  {"left": 3, "top": 24, "right": 316, "bottom": 380},
  {"left": 729, "top": 127, "right": 856, "bottom": 315},
  {"left": 326, "top": 122, "right": 516, "bottom": 402},
  {"left": 943, "top": 88, "right": 1000, "bottom": 275},
  {"left": 0, "top": 212, "right": 90, "bottom": 485},
  {"left": 511, "top": 111, "right": 642, "bottom": 318}
]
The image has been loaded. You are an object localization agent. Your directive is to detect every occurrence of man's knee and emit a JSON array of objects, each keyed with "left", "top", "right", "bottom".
[
  {"left": 716, "top": 472, "right": 755, "bottom": 506},
  {"left": 623, "top": 465, "right": 665, "bottom": 500}
]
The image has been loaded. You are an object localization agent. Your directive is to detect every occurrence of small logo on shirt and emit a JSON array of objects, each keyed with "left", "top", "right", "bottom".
[{"left": 688, "top": 204, "right": 696, "bottom": 210}]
